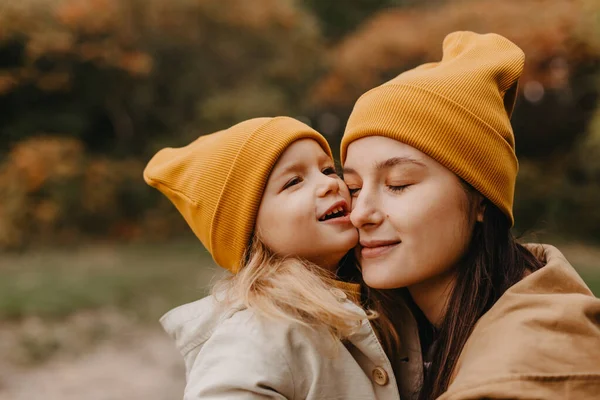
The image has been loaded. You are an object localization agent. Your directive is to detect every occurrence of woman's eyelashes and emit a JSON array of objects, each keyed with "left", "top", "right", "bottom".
[
  {"left": 348, "top": 187, "right": 361, "bottom": 197},
  {"left": 346, "top": 183, "right": 412, "bottom": 197},
  {"left": 388, "top": 184, "right": 411, "bottom": 193}
]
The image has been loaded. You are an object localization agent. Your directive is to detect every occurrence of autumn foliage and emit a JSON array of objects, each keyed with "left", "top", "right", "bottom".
[
  {"left": 311, "top": 0, "right": 600, "bottom": 152},
  {"left": 1, "top": 0, "right": 600, "bottom": 248}
]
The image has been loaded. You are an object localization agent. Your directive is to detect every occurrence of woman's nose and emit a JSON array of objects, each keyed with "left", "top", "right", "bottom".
[{"left": 350, "top": 190, "right": 384, "bottom": 228}]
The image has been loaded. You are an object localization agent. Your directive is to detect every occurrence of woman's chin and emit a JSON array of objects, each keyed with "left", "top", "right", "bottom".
[{"left": 361, "top": 262, "right": 407, "bottom": 289}]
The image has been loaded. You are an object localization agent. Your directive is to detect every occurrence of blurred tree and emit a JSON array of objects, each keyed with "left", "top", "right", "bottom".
[
  {"left": 1, "top": 0, "right": 600, "bottom": 246},
  {"left": 0, "top": 0, "right": 325, "bottom": 157},
  {"left": 303, "top": 0, "right": 427, "bottom": 42},
  {"left": 0, "top": 0, "right": 326, "bottom": 248},
  {"left": 311, "top": 0, "right": 600, "bottom": 159}
]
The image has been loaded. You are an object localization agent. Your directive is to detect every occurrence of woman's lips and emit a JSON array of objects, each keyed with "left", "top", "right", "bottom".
[{"left": 360, "top": 241, "right": 400, "bottom": 259}]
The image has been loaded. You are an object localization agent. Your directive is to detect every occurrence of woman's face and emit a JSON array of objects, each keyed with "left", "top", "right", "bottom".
[
  {"left": 343, "top": 136, "right": 483, "bottom": 289},
  {"left": 256, "top": 139, "right": 357, "bottom": 270}
]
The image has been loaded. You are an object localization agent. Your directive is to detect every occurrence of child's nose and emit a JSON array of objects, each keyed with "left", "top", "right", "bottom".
[{"left": 317, "top": 175, "right": 340, "bottom": 197}]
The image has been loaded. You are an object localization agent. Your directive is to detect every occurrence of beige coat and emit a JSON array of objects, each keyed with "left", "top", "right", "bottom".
[
  {"left": 394, "top": 244, "right": 600, "bottom": 400},
  {"left": 161, "top": 288, "right": 400, "bottom": 400}
]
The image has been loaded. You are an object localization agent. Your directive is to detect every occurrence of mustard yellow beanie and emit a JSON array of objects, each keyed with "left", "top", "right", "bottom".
[
  {"left": 341, "top": 31, "right": 523, "bottom": 225},
  {"left": 144, "top": 117, "right": 332, "bottom": 273}
]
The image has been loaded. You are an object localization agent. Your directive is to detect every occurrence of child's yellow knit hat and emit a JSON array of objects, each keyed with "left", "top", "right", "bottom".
[
  {"left": 341, "top": 31, "right": 523, "bottom": 225},
  {"left": 144, "top": 117, "right": 332, "bottom": 273}
]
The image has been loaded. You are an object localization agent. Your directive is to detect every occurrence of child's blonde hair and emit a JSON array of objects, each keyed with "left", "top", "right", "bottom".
[
  {"left": 213, "top": 235, "right": 403, "bottom": 366},
  {"left": 213, "top": 235, "right": 368, "bottom": 339}
]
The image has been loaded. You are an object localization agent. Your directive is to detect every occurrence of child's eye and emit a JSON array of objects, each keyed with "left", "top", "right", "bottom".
[
  {"left": 322, "top": 167, "right": 337, "bottom": 175},
  {"left": 283, "top": 176, "right": 302, "bottom": 190}
]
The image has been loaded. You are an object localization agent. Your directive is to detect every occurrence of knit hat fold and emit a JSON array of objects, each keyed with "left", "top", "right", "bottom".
[
  {"left": 144, "top": 117, "right": 332, "bottom": 273},
  {"left": 341, "top": 31, "right": 524, "bottom": 225}
]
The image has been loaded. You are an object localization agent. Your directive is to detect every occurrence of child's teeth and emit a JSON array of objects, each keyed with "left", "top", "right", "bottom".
[{"left": 322, "top": 207, "right": 345, "bottom": 220}]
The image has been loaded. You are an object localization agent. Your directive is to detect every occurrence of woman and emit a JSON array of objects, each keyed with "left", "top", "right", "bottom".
[{"left": 341, "top": 31, "right": 600, "bottom": 399}]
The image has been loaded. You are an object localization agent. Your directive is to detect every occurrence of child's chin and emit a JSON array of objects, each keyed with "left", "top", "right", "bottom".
[{"left": 326, "top": 236, "right": 359, "bottom": 256}]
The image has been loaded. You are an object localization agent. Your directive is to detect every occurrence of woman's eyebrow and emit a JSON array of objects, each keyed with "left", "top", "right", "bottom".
[
  {"left": 343, "top": 157, "right": 425, "bottom": 176},
  {"left": 375, "top": 157, "right": 426, "bottom": 170},
  {"left": 342, "top": 166, "right": 357, "bottom": 176}
]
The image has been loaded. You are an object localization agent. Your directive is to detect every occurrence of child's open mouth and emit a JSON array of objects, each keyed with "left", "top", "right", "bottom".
[
  {"left": 319, "top": 208, "right": 346, "bottom": 221},
  {"left": 318, "top": 200, "right": 349, "bottom": 222}
]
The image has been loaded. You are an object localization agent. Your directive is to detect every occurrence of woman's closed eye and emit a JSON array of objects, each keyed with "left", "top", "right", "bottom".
[
  {"left": 348, "top": 187, "right": 361, "bottom": 197},
  {"left": 388, "top": 184, "right": 410, "bottom": 193}
]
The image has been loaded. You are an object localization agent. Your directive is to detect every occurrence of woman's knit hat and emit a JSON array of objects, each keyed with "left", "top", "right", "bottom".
[
  {"left": 341, "top": 31, "right": 524, "bottom": 225},
  {"left": 144, "top": 117, "right": 332, "bottom": 273}
]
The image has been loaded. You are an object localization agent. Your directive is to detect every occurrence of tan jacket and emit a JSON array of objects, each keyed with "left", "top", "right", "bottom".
[
  {"left": 161, "top": 288, "right": 400, "bottom": 400},
  {"left": 395, "top": 244, "right": 600, "bottom": 400}
]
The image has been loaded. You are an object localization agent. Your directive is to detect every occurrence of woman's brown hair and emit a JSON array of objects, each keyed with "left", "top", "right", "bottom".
[{"left": 418, "top": 199, "right": 545, "bottom": 400}]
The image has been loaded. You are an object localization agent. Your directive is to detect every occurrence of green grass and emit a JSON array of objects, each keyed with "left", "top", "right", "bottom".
[
  {"left": 0, "top": 240, "right": 597, "bottom": 323},
  {"left": 1, "top": 240, "right": 596, "bottom": 367},
  {"left": 556, "top": 242, "right": 600, "bottom": 296},
  {"left": 0, "top": 240, "right": 224, "bottom": 321},
  {"left": 576, "top": 269, "right": 600, "bottom": 297}
]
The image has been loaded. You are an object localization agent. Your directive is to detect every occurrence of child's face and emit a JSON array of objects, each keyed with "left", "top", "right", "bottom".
[{"left": 256, "top": 139, "right": 358, "bottom": 271}]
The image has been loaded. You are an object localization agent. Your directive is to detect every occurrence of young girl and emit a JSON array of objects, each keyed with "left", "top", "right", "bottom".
[
  {"left": 143, "top": 117, "right": 401, "bottom": 399},
  {"left": 340, "top": 32, "right": 600, "bottom": 400}
]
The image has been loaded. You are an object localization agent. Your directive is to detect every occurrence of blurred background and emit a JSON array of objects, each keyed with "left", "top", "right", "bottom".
[{"left": 0, "top": 0, "right": 599, "bottom": 398}]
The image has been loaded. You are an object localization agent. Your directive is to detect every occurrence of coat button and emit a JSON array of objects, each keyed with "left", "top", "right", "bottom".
[
  {"left": 330, "top": 288, "right": 347, "bottom": 302},
  {"left": 372, "top": 366, "right": 389, "bottom": 386}
]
